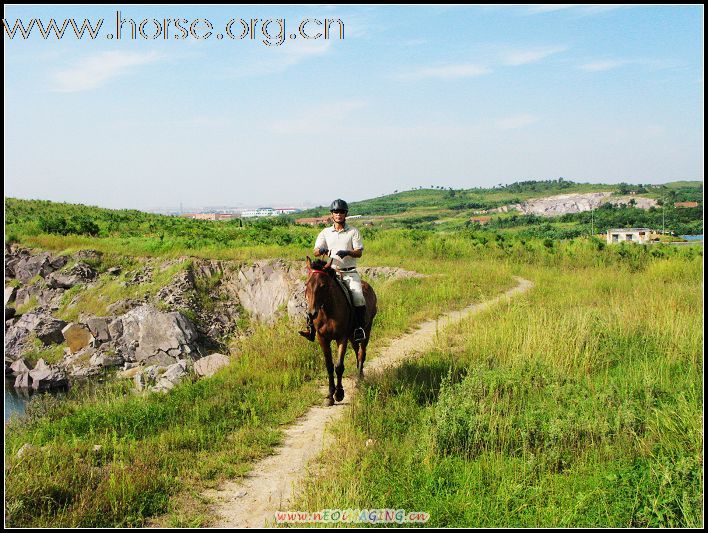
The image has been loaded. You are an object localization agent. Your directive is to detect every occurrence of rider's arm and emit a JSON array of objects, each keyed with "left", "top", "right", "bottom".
[
  {"left": 348, "top": 249, "right": 363, "bottom": 258},
  {"left": 314, "top": 231, "right": 328, "bottom": 256}
]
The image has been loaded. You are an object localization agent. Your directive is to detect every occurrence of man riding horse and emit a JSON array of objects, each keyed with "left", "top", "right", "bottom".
[{"left": 301, "top": 198, "right": 368, "bottom": 342}]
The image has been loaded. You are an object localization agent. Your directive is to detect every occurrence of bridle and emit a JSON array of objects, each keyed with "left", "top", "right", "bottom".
[{"left": 305, "top": 268, "right": 330, "bottom": 322}]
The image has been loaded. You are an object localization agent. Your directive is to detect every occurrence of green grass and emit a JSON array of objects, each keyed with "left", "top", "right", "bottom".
[
  {"left": 56, "top": 260, "right": 190, "bottom": 322},
  {"left": 292, "top": 253, "right": 703, "bottom": 527},
  {"left": 5, "top": 248, "right": 513, "bottom": 527}
]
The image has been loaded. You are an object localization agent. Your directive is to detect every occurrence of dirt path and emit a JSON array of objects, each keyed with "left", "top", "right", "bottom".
[{"left": 205, "top": 277, "right": 533, "bottom": 527}]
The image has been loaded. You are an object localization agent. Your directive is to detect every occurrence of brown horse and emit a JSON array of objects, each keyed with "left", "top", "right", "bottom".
[{"left": 304, "top": 257, "right": 377, "bottom": 406}]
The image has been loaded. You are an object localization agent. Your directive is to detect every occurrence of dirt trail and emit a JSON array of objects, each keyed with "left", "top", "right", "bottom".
[{"left": 206, "top": 277, "right": 533, "bottom": 527}]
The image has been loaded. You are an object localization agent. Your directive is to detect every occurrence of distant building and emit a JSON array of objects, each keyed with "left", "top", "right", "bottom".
[
  {"left": 607, "top": 228, "right": 653, "bottom": 244},
  {"left": 181, "top": 213, "right": 237, "bottom": 221},
  {"left": 674, "top": 201, "right": 699, "bottom": 208},
  {"left": 241, "top": 207, "right": 300, "bottom": 218},
  {"left": 296, "top": 216, "right": 332, "bottom": 226},
  {"left": 470, "top": 216, "right": 491, "bottom": 225}
]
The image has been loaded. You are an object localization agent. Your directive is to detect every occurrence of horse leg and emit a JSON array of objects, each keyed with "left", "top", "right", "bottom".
[
  {"left": 319, "top": 337, "right": 335, "bottom": 406},
  {"left": 334, "top": 338, "right": 347, "bottom": 402},
  {"left": 357, "top": 339, "right": 368, "bottom": 378}
]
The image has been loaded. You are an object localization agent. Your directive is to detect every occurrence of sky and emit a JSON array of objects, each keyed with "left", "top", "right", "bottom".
[{"left": 3, "top": 5, "right": 704, "bottom": 210}]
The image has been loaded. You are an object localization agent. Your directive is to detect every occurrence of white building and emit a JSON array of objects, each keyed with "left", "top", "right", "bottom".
[{"left": 607, "top": 228, "right": 653, "bottom": 244}]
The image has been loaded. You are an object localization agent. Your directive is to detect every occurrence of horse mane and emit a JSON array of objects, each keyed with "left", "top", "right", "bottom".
[{"left": 310, "top": 258, "right": 332, "bottom": 272}]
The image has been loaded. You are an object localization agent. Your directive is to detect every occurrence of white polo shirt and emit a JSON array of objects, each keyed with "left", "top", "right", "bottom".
[{"left": 314, "top": 224, "right": 364, "bottom": 270}]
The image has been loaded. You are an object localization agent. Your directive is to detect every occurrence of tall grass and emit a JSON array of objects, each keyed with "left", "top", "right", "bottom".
[
  {"left": 293, "top": 253, "right": 703, "bottom": 527},
  {"left": 5, "top": 250, "right": 513, "bottom": 527}
]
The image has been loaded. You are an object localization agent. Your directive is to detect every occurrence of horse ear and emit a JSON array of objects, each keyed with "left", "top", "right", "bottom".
[
  {"left": 325, "top": 258, "right": 333, "bottom": 270},
  {"left": 306, "top": 256, "right": 312, "bottom": 271}
]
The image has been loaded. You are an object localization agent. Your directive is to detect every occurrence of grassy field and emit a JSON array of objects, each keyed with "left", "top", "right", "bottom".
[
  {"left": 4, "top": 196, "right": 703, "bottom": 527},
  {"left": 292, "top": 250, "right": 703, "bottom": 527},
  {"left": 4, "top": 240, "right": 514, "bottom": 527}
]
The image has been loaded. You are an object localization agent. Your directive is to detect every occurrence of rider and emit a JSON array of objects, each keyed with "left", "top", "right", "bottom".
[{"left": 311, "top": 199, "right": 367, "bottom": 342}]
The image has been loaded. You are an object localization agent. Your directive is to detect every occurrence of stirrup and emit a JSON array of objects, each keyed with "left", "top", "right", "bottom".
[
  {"left": 299, "top": 327, "right": 316, "bottom": 342},
  {"left": 353, "top": 327, "right": 366, "bottom": 341}
]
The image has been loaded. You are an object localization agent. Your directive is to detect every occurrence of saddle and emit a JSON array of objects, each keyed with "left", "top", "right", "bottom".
[{"left": 332, "top": 271, "right": 355, "bottom": 311}]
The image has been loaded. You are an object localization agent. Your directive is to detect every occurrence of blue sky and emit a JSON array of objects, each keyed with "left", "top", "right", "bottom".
[{"left": 3, "top": 5, "right": 703, "bottom": 209}]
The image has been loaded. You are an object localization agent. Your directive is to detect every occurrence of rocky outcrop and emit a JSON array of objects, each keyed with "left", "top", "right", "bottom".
[
  {"left": 35, "top": 317, "right": 67, "bottom": 345},
  {"left": 5, "top": 313, "right": 66, "bottom": 360},
  {"left": 5, "top": 286, "right": 16, "bottom": 306},
  {"left": 28, "top": 359, "right": 68, "bottom": 391},
  {"left": 46, "top": 262, "right": 97, "bottom": 288},
  {"left": 359, "top": 266, "right": 427, "bottom": 281},
  {"left": 13, "top": 252, "right": 67, "bottom": 283},
  {"left": 119, "top": 305, "right": 200, "bottom": 365},
  {"left": 504, "top": 192, "right": 659, "bottom": 217},
  {"left": 220, "top": 260, "right": 307, "bottom": 323}
]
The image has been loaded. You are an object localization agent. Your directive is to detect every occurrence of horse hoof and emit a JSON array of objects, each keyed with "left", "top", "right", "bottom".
[
  {"left": 335, "top": 388, "right": 345, "bottom": 402},
  {"left": 323, "top": 397, "right": 335, "bottom": 407}
]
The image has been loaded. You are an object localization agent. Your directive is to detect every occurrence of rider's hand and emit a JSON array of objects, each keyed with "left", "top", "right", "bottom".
[
  {"left": 335, "top": 250, "right": 350, "bottom": 258},
  {"left": 318, "top": 247, "right": 329, "bottom": 256}
]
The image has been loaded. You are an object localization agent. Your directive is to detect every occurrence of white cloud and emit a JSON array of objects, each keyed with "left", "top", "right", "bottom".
[
  {"left": 51, "top": 51, "right": 162, "bottom": 92},
  {"left": 578, "top": 59, "right": 629, "bottom": 72},
  {"left": 396, "top": 63, "right": 491, "bottom": 81},
  {"left": 501, "top": 45, "right": 567, "bottom": 66},
  {"left": 494, "top": 114, "right": 539, "bottom": 130},
  {"left": 228, "top": 38, "right": 332, "bottom": 77}
]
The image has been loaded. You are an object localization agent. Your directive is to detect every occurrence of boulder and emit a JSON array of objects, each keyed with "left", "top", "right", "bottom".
[
  {"left": 5, "top": 307, "right": 15, "bottom": 321},
  {"left": 35, "top": 317, "right": 67, "bottom": 345},
  {"left": 119, "top": 305, "right": 199, "bottom": 363},
  {"left": 10, "top": 358, "right": 29, "bottom": 376},
  {"left": 29, "top": 364, "right": 68, "bottom": 391},
  {"left": 4, "top": 286, "right": 16, "bottom": 306},
  {"left": 86, "top": 317, "right": 111, "bottom": 342},
  {"left": 14, "top": 371, "right": 30, "bottom": 389},
  {"left": 107, "top": 266, "right": 121, "bottom": 276},
  {"left": 152, "top": 361, "right": 188, "bottom": 393},
  {"left": 62, "top": 323, "right": 95, "bottom": 354},
  {"left": 46, "top": 272, "right": 81, "bottom": 289},
  {"left": 14, "top": 252, "right": 67, "bottom": 283},
  {"left": 194, "top": 353, "right": 231, "bottom": 378},
  {"left": 5, "top": 312, "right": 51, "bottom": 360}
]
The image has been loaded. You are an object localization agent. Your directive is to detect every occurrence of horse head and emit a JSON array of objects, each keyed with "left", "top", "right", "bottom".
[{"left": 305, "top": 256, "right": 334, "bottom": 321}]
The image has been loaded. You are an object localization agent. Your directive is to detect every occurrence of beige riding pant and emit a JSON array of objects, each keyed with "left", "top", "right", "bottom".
[{"left": 338, "top": 270, "right": 366, "bottom": 306}]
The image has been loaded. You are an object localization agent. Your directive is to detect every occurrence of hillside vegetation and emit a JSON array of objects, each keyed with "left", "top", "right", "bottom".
[{"left": 3, "top": 192, "right": 704, "bottom": 527}]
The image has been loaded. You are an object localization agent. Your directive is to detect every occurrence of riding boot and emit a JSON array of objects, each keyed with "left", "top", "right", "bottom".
[
  {"left": 353, "top": 305, "right": 366, "bottom": 342},
  {"left": 299, "top": 315, "right": 316, "bottom": 341}
]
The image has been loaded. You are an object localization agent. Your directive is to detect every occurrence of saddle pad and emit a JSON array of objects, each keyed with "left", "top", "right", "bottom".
[{"left": 334, "top": 274, "right": 354, "bottom": 309}]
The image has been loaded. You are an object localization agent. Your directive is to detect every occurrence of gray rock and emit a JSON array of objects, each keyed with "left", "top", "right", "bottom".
[
  {"left": 35, "top": 317, "right": 67, "bottom": 345},
  {"left": 119, "top": 305, "right": 199, "bottom": 364},
  {"left": 29, "top": 364, "right": 68, "bottom": 391},
  {"left": 108, "top": 318, "right": 124, "bottom": 339},
  {"left": 4, "top": 286, "right": 16, "bottom": 306},
  {"left": 10, "top": 358, "right": 29, "bottom": 376},
  {"left": 14, "top": 371, "right": 30, "bottom": 389},
  {"left": 46, "top": 272, "right": 81, "bottom": 289},
  {"left": 86, "top": 317, "right": 111, "bottom": 342},
  {"left": 14, "top": 252, "right": 67, "bottom": 283},
  {"left": 107, "top": 266, "right": 121, "bottom": 276},
  {"left": 194, "top": 353, "right": 231, "bottom": 378}
]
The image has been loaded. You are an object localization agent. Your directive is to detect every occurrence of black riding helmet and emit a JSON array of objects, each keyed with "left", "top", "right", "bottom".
[{"left": 329, "top": 199, "right": 349, "bottom": 213}]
